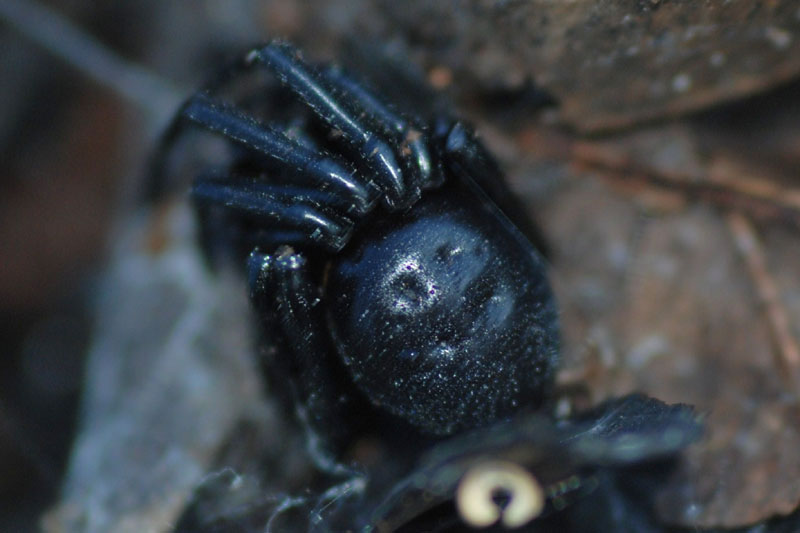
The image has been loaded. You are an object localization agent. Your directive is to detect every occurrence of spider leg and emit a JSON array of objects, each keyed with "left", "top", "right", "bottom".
[
  {"left": 441, "top": 122, "right": 550, "bottom": 256},
  {"left": 183, "top": 93, "right": 380, "bottom": 216},
  {"left": 192, "top": 175, "right": 354, "bottom": 251},
  {"left": 248, "top": 250, "right": 360, "bottom": 474},
  {"left": 248, "top": 42, "right": 424, "bottom": 210},
  {"left": 321, "top": 65, "right": 443, "bottom": 191}
]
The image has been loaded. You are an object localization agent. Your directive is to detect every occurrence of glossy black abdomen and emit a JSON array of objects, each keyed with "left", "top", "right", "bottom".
[{"left": 326, "top": 179, "right": 559, "bottom": 435}]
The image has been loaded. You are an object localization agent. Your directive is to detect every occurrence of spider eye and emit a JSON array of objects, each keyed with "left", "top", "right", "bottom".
[{"left": 456, "top": 460, "right": 545, "bottom": 528}]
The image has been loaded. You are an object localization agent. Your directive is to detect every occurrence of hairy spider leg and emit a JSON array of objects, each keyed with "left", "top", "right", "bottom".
[
  {"left": 321, "top": 65, "right": 444, "bottom": 192},
  {"left": 205, "top": 173, "right": 373, "bottom": 217},
  {"left": 247, "top": 251, "right": 361, "bottom": 474},
  {"left": 441, "top": 122, "right": 551, "bottom": 257},
  {"left": 183, "top": 93, "right": 380, "bottom": 215},
  {"left": 181, "top": 94, "right": 388, "bottom": 250},
  {"left": 193, "top": 177, "right": 354, "bottom": 251},
  {"left": 249, "top": 42, "right": 422, "bottom": 210},
  {"left": 202, "top": 40, "right": 443, "bottom": 195}
]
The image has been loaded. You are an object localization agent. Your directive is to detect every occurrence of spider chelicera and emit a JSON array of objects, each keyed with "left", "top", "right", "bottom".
[{"left": 161, "top": 42, "right": 702, "bottom": 532}]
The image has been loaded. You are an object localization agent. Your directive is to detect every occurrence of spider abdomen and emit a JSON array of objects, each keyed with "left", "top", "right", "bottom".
[{"left": 326, "top": 181, "right": 559, "bottom": 435}]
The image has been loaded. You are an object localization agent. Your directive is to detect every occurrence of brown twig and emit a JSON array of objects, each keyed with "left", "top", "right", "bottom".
[
  {"left": 726, "top": 211, "right": 800, "bottom": 393},
  {"left": 569, "top": 141, "right": 800, "bottom": 228}
]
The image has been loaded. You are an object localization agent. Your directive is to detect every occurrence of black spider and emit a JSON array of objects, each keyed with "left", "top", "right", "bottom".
[
  {"left": 160, "top": 42, "right": 703, "bottom": 532},
  {"left": 161, "top": 40, "right": 560, "bottom": 452}
]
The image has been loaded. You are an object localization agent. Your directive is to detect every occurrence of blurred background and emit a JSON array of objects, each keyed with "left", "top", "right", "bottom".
[
  {"left": 0, "top": 3, "right": 263, "bottom": 530},
  {"left": 1, "top": 1, "right": 799, "bottom": 531}
]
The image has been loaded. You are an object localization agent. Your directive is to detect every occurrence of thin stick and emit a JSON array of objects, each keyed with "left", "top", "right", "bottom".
[
  {"left": 727, "top": 211, "right": 800, "bottom": 392},
  {"left": 570, "top": 140, "right": 800, "bottom": 228}
]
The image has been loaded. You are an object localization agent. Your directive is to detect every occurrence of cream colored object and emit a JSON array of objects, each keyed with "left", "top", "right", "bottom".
[{"left": 456, "top": 460, "right": 544, "bottom": 528}]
